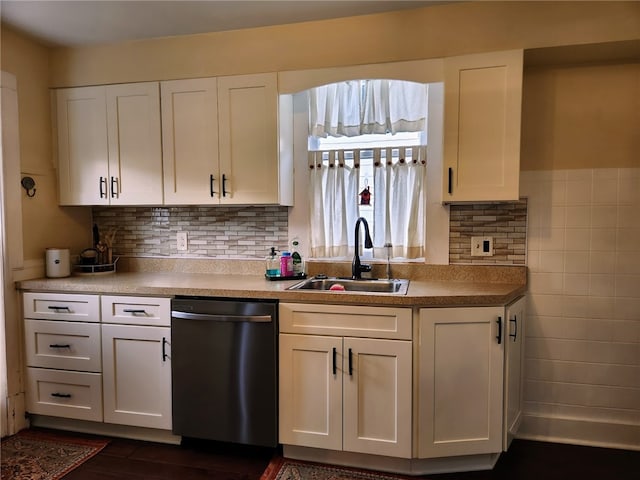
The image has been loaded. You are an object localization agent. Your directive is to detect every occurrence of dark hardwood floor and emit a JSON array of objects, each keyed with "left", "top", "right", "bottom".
[{"left": 61, "top": 433, "right": 640, "bottom": 480}]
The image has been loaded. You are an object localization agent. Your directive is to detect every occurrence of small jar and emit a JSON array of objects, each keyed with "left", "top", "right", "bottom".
[{"left": 280, "top": 251, "right": 293, "bottom": 277}]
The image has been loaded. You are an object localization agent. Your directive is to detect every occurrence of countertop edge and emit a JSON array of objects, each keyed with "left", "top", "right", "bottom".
[{"left": 17, "top": 273, "right": 527, "bottom": 308}]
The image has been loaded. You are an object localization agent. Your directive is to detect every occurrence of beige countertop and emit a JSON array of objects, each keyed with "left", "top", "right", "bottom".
[{"left": 17, "top": 271, "right": 526, "bottom": 307}]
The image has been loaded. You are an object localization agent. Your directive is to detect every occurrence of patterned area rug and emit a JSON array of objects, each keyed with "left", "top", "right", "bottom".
[
  {"left": 1, "top": 429, "right": 109, "bottom": 480},
  {"left": 261, "top": 457, "right": 411, "bottom": 480}
]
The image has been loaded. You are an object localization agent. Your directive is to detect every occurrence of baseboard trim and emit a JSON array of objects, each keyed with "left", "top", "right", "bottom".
[
  {"left": 282, "top": 445, "right": 500, "bottom": 476},
  {"left": 518, "top": 414, "right": 640, "bottom": 452},
  {"left": 28, "top": 415, "right": 181, "bottom": 444}
]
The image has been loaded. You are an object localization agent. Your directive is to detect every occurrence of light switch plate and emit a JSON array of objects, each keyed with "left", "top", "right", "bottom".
[
  {"left": 177, "top": 232, "right": 188, "bottom": 251},
  {"left": 471, "top": 236, "right": 493, "bottom": 256}
]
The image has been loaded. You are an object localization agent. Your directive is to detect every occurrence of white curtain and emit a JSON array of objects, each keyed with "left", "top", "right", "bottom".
[
  {"left": 373, "top": 147, "right": 426, "bottom": 258},
  {"left": 309, "top": 81, "right": 362, "bottom": 138},
  {"left": 309, "top": 147, "right": 425, "bottom": 259},
  {"left": 309, "top": 80, "right": 427, "bottom": 138},
  {"left": 308, "top": 151, "right": 359, "bottom": 257}
]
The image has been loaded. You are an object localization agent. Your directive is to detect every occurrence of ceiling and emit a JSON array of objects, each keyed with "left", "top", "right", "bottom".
[{"left": 0, "top": 0, "right": 451, "bottom": 48}]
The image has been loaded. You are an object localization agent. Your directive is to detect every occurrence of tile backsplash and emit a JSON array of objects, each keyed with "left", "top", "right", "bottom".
[
  {"left": 93, "top": 206, "right": 289, "bottom": 258},
  {"left": 95, "top": 202, "right": 529, "bottom": 263},
  {"left": 449, "top": 200, "right": 528, "bottom": 265}
]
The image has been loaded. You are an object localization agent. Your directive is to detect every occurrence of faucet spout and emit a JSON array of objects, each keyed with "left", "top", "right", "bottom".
[{"left": 352, "top": 217, "right": 373, "bottom": 279}]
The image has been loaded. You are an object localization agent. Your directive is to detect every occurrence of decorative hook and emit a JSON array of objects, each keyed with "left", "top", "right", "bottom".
[{"left": 21, "top": 176, "right": 36, "bottom": 197}]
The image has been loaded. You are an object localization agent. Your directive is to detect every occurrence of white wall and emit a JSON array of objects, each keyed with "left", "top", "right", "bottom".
[{"left": 519, "top": 167, "right": 640, "bottom": 450}]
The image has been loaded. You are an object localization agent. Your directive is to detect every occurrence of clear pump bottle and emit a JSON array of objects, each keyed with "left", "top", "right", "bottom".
[{"left": 265, "top": 247, "right": 280, "bottom": 277}]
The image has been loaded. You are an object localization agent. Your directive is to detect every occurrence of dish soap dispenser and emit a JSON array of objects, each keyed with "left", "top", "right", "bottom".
[
  {"left": 265, "top": 247, "right": 280, "bottom": 278},
  {"left": 291, "top": 238, "right": 304, "bottom": 276}
]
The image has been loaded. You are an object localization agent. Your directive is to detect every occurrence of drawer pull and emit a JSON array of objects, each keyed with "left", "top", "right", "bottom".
[
  {"left": 123, "top": 309, "right": 147, "bottom": 315},
  {"left": 48, "top": 306, "right": 71, "bottom": 312},
  {"left": 50, "top": 392, "right": 72, "bottom": 398},
  {"left": 49, "top": 344, "right": 71, "bottom": 349}
]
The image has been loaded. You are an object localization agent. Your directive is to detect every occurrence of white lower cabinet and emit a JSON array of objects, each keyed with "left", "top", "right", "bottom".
[
  {"left": 278, "top": 303, "right": 412, "bottom": 459},
  {"left": 418, "top": 297, "right": 526, "bottom": 459},
  {"left": 101, "top": 324, "right": 172, "bottom": 429},
  {"left": 504, "top": 296, "right": 526, "bottom": 450},
  {"left": 418, "top": 306, "right": 505, "bottom": 458},
  {"left": 23, "top": 292, "right": 172, "bottom": 431}
]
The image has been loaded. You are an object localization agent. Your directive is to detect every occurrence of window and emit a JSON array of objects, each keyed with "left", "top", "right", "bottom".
[{"left": 307, "top": 80, "right": 428, "bottom": 260}]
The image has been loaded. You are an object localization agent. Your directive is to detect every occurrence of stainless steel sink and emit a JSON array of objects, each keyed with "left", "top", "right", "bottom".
[{"left": 287, "top": 277, "right": 409, "bottom": 295}]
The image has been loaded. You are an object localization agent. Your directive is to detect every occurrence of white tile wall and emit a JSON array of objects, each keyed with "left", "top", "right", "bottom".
[{"left": 521, "top": 168, "right": 640, "bottom": 438}]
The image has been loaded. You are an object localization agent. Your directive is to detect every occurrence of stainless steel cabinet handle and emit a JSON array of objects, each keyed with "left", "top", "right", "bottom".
[
  {"left": 171, "top": 311, "right": 272, "bottom": 323},
  {"left": 123, "top": 309, "right": 147, "bottom": 315}
]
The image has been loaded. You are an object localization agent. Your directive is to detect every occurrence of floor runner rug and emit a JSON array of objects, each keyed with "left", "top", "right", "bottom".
[
  {"left": 1, "top": 429, "right": 109, "bottom": 480},
  {"left": 261, "top": 457, "right": 412, "bottom": 480}
]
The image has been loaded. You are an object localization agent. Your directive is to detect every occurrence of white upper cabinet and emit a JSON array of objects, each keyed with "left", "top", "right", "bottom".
[
  {"left": 162, "top": 72, "right": 293, "bottom": 205},
  {"left": 56, "top": 86, "right": 109, "bottom": 205},
  {"left": 161, "top": 78, "right": 220, "bottom": 204},
  {"left": 56, "top": 83, "right": 162, "bottom": 205},
  {"left": 443, "top": 50, "right": 523, "bottom": 202},
  {"left": 106, "top": 83, "right": 163, "bottom": 205}
]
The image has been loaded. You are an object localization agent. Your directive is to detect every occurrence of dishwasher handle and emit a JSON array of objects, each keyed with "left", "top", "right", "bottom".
[{"left": 171, "top": 311, "right": 272, "bottom": 323}]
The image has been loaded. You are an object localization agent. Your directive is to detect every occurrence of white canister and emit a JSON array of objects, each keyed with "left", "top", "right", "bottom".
[{"left": 45, "top": 248, "right": 71, "bottom": 278}]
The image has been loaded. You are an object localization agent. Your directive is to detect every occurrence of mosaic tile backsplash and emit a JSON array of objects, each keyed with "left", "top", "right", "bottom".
[
  {"left": 92, "top": 206, "right": 289, "bottom": 258},
  {"left": 94, "top": 201, "right": 527, "bottom": 263},
  {"left": 449, "top": 200, "right": 528, "bottom": 265}
]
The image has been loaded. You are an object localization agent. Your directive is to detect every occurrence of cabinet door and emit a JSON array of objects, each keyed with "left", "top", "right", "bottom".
[
  {"left": 343, "top": 337, "right": 412, "bottom": 458},
  {"left": 218, "top": 73, "right": 280, "bottom": 204},
  {"left": 279, "top": 334, "right": 342, "bottom": 450},
  {"left": 56, "top": 86, "right": 109, "bottom": 205},
  {"left": 106, "top": 82, "right": 163, "bottom": 205},
  {"left": 443, "top": 50, "right": 523, "bottom": 202},
  {"left": 418, "top": 306, "right": 504, "bottom": 458},
  {"left": 102, "top": 324, "right": 171, "bottom": 429},
  {"left": 161, "top": 78, "right": 220, "bottom": 204},
  {"left": 504, "top": 296, "right": 526, "bottom": 450}
]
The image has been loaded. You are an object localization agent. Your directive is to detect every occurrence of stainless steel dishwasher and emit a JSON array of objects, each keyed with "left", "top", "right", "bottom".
[{"left": 170, "top": 296, "right": 278, "bottom": 447}]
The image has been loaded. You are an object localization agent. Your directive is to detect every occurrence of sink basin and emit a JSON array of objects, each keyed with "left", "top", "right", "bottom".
[{"left": 287, "top": 277, "right": 409, "bottom": 295}]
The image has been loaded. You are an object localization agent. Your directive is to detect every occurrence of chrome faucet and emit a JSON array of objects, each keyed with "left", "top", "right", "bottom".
[{"left": 352, "top": 217, "right": 373, "bottom": 279}]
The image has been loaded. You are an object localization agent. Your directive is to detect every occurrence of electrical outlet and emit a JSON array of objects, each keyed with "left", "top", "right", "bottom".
[
  {"left": 176, "top": 232, "right": 188, "bottom": 251},
  {"left": 471, "top": 236, "right": 493, "bottom": 257}
]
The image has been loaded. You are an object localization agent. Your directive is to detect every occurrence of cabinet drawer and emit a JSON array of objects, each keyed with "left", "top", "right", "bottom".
[
  {"left": 26, "top": 367, "right": 103, "bottom": 422},
  {"left": 23, "top": 292, "right": 100, "bottom": 322},
  {"left": 279, "top": 303, "right": 412, "bottom": 340},
  {"left": 25, "top": 320, "right": 101, "bottom": 372},
  {"left": 101, "top": 295, "right": 171, "bottom": 326}
]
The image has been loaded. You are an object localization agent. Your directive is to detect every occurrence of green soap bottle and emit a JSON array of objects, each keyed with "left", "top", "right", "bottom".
[{"left": 291, "top": 239, "right": 304, "bottom": 276}]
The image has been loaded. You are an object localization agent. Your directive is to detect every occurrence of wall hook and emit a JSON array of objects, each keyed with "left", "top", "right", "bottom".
[{"left": 21, "top": 176, "right": 36, "bottom": 197}]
